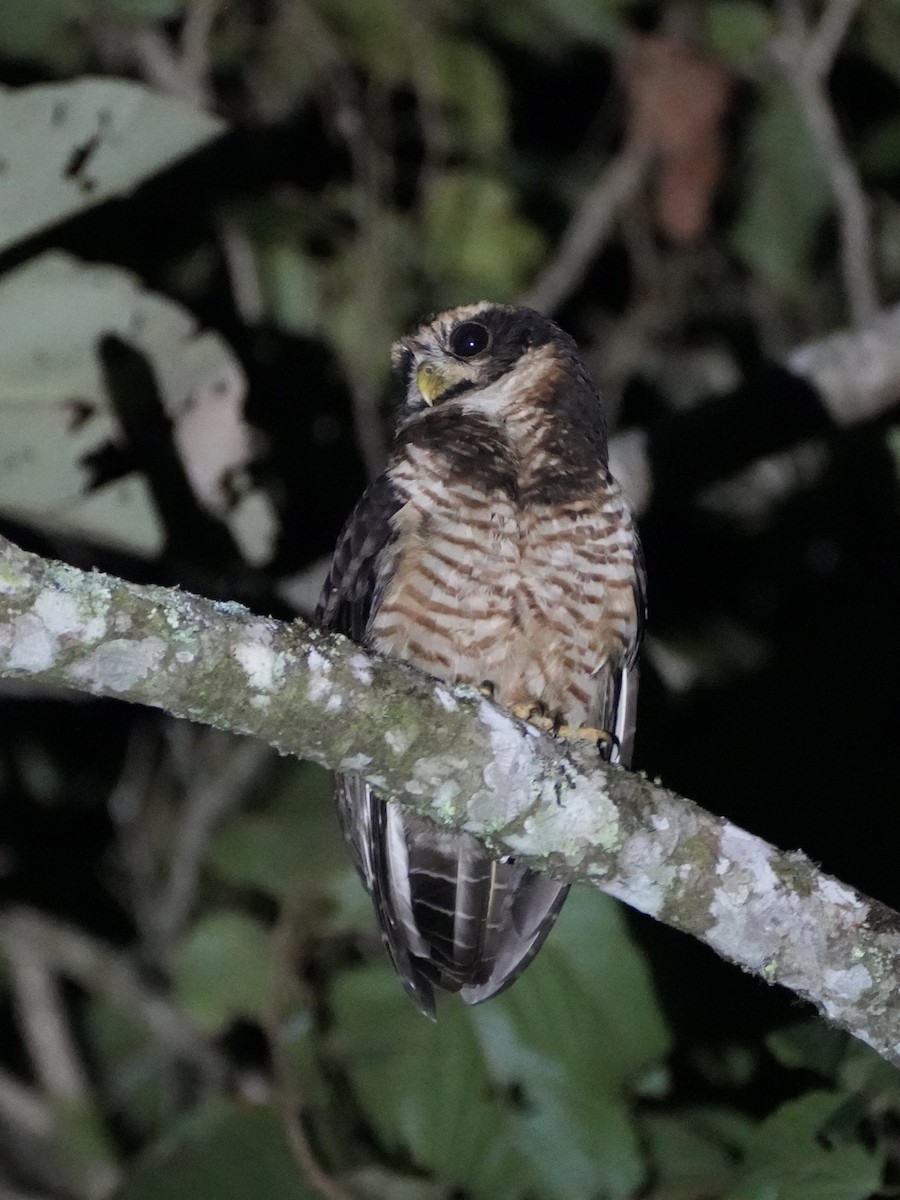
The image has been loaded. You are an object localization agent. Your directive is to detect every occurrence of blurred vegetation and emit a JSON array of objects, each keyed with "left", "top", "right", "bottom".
[{"left": 3, "top": 0, "right": 900, "bottom": 1197}]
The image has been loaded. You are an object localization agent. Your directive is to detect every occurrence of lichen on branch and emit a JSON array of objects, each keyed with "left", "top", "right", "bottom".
[{"left": 2, "top": 531, "right": 900, "bottom": 1066}]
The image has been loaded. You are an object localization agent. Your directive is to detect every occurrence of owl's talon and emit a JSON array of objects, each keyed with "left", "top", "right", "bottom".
[
  {"left": 479, "top": 680, "right": 496, "bottom": 699},
  {"left": 556, "top": 724, "right": 619, "bottom": 761},
  {"left": 511, "top": 701, "right": 555, "bottom": 732}
]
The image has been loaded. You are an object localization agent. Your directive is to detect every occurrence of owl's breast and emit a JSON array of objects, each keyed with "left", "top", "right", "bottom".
[{"left": 369, "top": 448, "right": 638, "bottom": 727}]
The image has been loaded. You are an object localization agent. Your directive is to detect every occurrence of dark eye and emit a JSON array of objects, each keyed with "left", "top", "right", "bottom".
[{"left": 449, "top": 321, "right": 491, "bottom": 358}]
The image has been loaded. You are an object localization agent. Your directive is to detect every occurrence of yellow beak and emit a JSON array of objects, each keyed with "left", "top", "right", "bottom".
[{"left": 416, "top": 362, "right": 452, "bottom": 406}]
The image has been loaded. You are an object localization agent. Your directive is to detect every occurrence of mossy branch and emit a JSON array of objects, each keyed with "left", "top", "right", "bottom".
[{"left": 2, "top": 532, "right": 899, "bottom": 1064}]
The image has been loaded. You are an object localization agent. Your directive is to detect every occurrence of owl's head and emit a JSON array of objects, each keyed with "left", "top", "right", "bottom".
[{"left": 391, "top": 303, "right": 579, "bottom": 414}]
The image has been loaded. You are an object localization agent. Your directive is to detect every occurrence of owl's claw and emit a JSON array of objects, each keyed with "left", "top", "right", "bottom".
[
  {"left": 479, "top": 680, "right": 496, "bottom": 699},
  {"left": 511, "top": 705, "right": 617, "bottom": 759},
  {"left": 557, "top": 725, "right": 620, "bottom": 762},
  {"left": 511, "top": 701, "right": 554, "bottom": 731}
]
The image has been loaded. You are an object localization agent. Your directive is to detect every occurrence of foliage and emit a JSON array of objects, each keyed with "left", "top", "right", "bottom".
[{"left": 3, "top": 0, "right": 900, "bottom": 1198}]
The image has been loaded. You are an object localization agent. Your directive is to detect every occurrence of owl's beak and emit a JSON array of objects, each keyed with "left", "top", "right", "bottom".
[
  {"left": 415, "top": 362, "right": 451, "bottom": 406},
  {"left": 416, "top": 358, "right": 472, "bottom": 405}
]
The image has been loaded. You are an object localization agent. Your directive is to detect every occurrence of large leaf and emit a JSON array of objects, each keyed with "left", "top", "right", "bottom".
[
  {"left": 209, "top": 762, "right": 355, "bottom": 908},
  {"left": 331, "top": 964, "right": 537, "bottom": 1200},
  {"left": 470, "top": 888, "right": 670, "bottom": 1199},
  {"left": 421, "top": 170, "right": 545, "bottom": 305},
  {"left": 643, "top": 1109, "right": 749, "bottom": 1197},
  {"left": 0, "top": 77, "right": 222, "bottom": 254},
  {"left": 331, "top": 889, "right": 669, "bottom": 1199},
  {"left": 703, "top": 1, "right": 775, "bottom": 66},
  {"left": 115, "top": 1099, "right": 318, "bottom": 1200},
  {"left": 173, "top": 911, "right": 273, "bottom": 1033},
  {"left": 430, "top": 39, "right": 509, "bottom": 158},
  {"left": 724, "top": 1091, "right": 883, "bottom": 1200},
  {"left": 0, "top": 252, "right": 274, "bottom": 561}
]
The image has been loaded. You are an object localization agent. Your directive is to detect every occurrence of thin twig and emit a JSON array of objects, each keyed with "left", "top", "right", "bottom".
[
  {"left": 179, "top": 0, "right": 219, "bottom": 101},
  {"left": 5, "top": 943, "right": 90, "bottom": 1104},
  {"left": 521, "top": 136, "right": 655, "bottom": 315},
  {"left": 3, "top": 942, "right": 122, "bottom": 1199},
  {"left": 807, "top": 0, "right": 859, "bottom": 75},
  {"left": 775, "top": 0, "right": 877, "bottom": 327},
  {"left": 0, "top": 910, "right": 226, "bottom": 1085},
  {"left": 128, "top": 0, "right": 219, "bottom": 109}
]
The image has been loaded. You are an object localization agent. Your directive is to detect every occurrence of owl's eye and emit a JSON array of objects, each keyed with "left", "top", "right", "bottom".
[{"left": 449, "top": 321, "right": 491, "bottom": 358}]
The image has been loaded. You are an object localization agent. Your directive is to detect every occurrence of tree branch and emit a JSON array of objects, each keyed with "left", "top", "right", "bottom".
[
  {"left": 774, "top": 0, "right": 877, "bottom": 327},
  {"left": 2, "top": 534, "right": 900, "bottom": 1066},
  {"left": 521, "top": 136, "right": 655, "bottom": 315}
]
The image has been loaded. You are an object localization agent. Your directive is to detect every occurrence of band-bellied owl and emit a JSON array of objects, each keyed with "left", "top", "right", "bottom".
[{"left": 317, "top": 303, "right": 645, "bottom": 1017}]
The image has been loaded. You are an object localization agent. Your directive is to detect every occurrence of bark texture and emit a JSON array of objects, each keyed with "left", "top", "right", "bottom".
[{"left": 2, "top": 533, "right": 900, "bottom": 1065}]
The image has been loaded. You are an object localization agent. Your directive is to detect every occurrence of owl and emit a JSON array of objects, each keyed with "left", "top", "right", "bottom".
[{"left": 317, "top": 303, "right": 645, "bottom": 1016}]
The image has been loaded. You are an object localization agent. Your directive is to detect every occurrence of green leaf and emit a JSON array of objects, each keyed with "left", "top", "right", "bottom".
[
  {"left": 704, "top": 1, "right": 775, "bottom": 65},
  {"left": 470, "top": 888, "right": 670, "bottom": 1198},
  {"left": 115, "top": 1099, "right": 319, "bottom": 1200},
  {"left": 309, "top": 0, "right": 412, "bottom": 85},
  {"left": 0, "top": 78, "right": 223, "bottom": 254},
  {"left": 731, "top": 84, "right": 829, "bottom": 296},
  {"left": 258, "top": 244, "right": 322, "bottom": 337},
  {"left": 324, "top": 211, "right": 417, "bottom": 390},
  {"left": 0, "top": 0, "right": 87, "bottom": 60},
  {"left": 332, "top": 964, "right": 536, "bottom": 1199},
  {"left": 83, "top": 999, "right": 172, "bottom": 1140},
  {"left": 431, "top": 39, "right": 509, "bottom": 158},
  {"left": 643, "top": 1110, "right": 743, "bottom": 1196},
  {"left": 523, "top": 0, "right": 628, "bottom": 46},
  {"left": 332, "top": 890, "right": 669, "bottom": 1200},
  {"left": 693, "top": 1042, "right": 761, "bottom": 1088},
  {"left": 837, "top": 1033, "right": 900, "bottom": 1099},
  {"left": 421, "top": 170, "right": 545, "bottom": 305},
  {"left": 209, "top": 762, "right": 348, "bottom": 903},
  {"left": 766, "top": 1021, "right": 849, "bottom": 1080},
  {"left": 724, "top": 1092, "right": 883, "bottom": 1200},
  {"left": 174, "top": 911, "right": 272, "bottom": 1033}
]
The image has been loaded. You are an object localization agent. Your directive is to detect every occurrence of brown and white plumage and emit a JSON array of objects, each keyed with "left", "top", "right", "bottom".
[{"left": 317, "top": 303, "right": 645, "bottom": 1017}]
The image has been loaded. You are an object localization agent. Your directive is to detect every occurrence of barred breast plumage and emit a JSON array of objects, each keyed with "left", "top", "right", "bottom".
[{"left": 317, "top": 303, "right": 645, "bottom": 1017}]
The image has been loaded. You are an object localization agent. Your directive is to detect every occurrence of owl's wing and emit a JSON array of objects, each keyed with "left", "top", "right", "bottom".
[
  {"left": 316, "top": 477, "right": 445, "bottom": 1014},
  {"left": 607, "top": 530, "right": 647, "bottom": 770},
  {"left": 315, "top": 474, "right": 404, "bottom": 642}
]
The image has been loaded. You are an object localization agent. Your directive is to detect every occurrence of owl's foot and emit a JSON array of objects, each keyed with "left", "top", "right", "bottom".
[
  {"left": 556, "top": 724, "right": 619, "bottom": 761},
  {"left": 511, "top": 700, "right": 554, "bottom": 731},
  {"left": 512, "top": 704, "right": 619, "bottom": 759}
]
